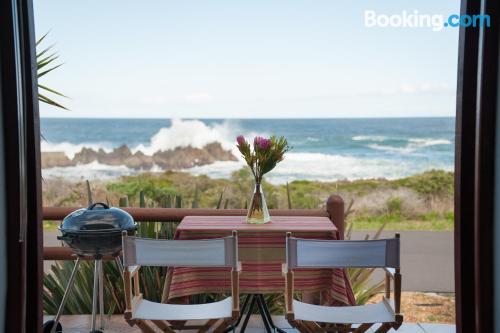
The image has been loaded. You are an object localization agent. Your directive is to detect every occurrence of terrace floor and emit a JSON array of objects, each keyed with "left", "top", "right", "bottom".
[{"left": 45, "top": 315, "right": 455, "bottom": 333}]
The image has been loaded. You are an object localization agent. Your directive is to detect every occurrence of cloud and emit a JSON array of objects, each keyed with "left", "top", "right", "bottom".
[
  {"left": 184, "top": 92, "right": 213, "bottom": 103},
  {"left": 399, "top": 83, "right": 452, "bottom": 94},
  {"left": 314, "top": 83, "right": 454, "bottom": 100},
  {"left": 140, "top": 96, "right": 170, "bottom": 105}
]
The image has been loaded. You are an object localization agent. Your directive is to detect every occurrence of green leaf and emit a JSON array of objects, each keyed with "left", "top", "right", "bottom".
[
  {"left": 36, "top": 32, "right": 68, "bottom": 110},
  {"left": 38, "top": 63, "right": 64, "bottom": 78},
  {"left": 38, "top": 93, "right": 68, "bottom": 110},
  {"left": 36, "top": 31, "right": 50, "bottom": 46},
  {"left": 38, "top": 84, "right": 67, "bottom": 98}
]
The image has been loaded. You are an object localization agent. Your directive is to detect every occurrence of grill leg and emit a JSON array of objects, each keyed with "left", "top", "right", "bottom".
[
  {"left": 91, "top": 259, "right": 99, "bottom": 332},
  {"left": 98, "top": 259, "right": 104, "bottom": 329},
  {"left": 50, "top": 257, "right": 81, "bottom": 333}
]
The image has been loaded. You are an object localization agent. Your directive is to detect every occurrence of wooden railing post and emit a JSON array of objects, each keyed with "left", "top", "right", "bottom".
[{"left": 326, "top": 195, "right": 344, "bottom": 239}]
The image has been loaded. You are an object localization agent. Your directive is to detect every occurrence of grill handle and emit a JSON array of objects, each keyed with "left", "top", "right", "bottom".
[
  {"left": 57, "top": 235, "right": 74, "bottom": 244},
  {"left": 87, "top": 202, "right": 110, "bottom": 210}
]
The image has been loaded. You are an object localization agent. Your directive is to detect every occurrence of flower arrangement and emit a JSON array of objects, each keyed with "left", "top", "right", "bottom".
[
  {"left": 236, "top": 135, "right": 290, "bottom": 223},
  {"left": 236, "top": 135, "right": 290, "bottom": 183}
]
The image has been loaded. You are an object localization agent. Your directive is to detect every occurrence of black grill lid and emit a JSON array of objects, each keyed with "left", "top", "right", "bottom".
[{"left": 60, "top": 202, "right": 136, "bottom": 233}]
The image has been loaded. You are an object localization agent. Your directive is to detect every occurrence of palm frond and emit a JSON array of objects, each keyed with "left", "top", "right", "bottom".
[
  {"left": 35, "top": 45, "right": 55, "bottom": 60},
  {"left": 38, "top": 63, "right": 64, "bottom": 78},
  {"left": 38, "top": 93, "right": 68, "bottom": 110},
  {"left": 38, "top": 84, "right": 68, "bottom": 98},
  {"left": 36, "top": 33, "right": 68, "bottom": 110},
  {"left": 36, "top": 31, "right": 50, "bottom": 46}
]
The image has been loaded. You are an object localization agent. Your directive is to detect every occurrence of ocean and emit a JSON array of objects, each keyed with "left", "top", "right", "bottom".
[{"left": 40, "top": 117, "right": 455, "bottom": 184}]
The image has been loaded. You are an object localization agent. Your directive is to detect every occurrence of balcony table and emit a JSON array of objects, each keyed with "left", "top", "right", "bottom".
[{"left": 163, "top": 215, "right": 355, "bottom": 332}]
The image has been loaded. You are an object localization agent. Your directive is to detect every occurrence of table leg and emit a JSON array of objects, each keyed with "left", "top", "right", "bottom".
[
  {"left": 224, "top": 294, "right": 252, "bottom": 333},
  {"left": 225, "top": 294, "right": 287, "bottom": 333},
  {"left": 240, "top": 295, "right": 257, "bottom": 333},
  {"left": 256, "top": 295, "right": 273, "bottom": 333},
  {"left": 257, "top": 294, "right": 287, "bottom": 333}
]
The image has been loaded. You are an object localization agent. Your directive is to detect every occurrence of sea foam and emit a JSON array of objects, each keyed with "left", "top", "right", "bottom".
[
  {"left": 41, "top": 119, "right": 262, "bottom": 158},
  {"left": 183, "top": 152, "right": 453, "bottom": 185},
  {"left": 41, "top": 161, "right": 139, "bottom": 181},
  {"left": 352, "top": 135, "right": 387, "bottom": 142},
  {"left": 368, "top": 137, "right": 452, "bottom": 154},
  {"left": 132, "top": 119, "right": 237, "bottom": 155}
]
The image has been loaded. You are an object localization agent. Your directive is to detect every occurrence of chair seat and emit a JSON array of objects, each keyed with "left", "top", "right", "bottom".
[
  {"left": 293, "top": 299, "right": 395, "bottom": 324},
  {"left": 132, "top": 296, "right": 233, "bottom": 321}
]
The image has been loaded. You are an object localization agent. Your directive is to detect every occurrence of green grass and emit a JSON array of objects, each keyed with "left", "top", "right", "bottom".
[
  {"left": 350, "top": 213, "right": 454, "bottom": 231},
  {"left": 43, "top": 221, "right": 60, "bottom": 231}
]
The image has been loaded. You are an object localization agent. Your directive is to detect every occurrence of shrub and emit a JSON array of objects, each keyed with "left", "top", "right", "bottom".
[
  {"left": 107, "top": 173, "right": 177, "bottom": 206},
  {"left": 398, "top": 170, "right": 454, "bottom": 198},
  {"left": 386, "top": 197, "right": 402, "bottom": 214}
]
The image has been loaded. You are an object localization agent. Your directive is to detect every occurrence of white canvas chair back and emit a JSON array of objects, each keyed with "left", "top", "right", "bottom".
[
  {"left": 122, "top": 233, "right": 238, "bottom": 268},
  {"left": 286, "top": 236, "right": 400, "bottom": 269}
]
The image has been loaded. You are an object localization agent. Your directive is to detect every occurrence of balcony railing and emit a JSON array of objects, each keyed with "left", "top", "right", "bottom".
[{"left": 43, "top": 195, "right": 345, "bottom": 261}]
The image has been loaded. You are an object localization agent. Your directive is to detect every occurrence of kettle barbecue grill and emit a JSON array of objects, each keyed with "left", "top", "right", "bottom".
[{"left": 43, "top": 203, "right": 137, "bottom": 333}]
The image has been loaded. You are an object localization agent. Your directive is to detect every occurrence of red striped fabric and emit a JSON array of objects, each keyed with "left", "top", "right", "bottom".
[{"left": 167, "top": 216, "right": 356, "bottom": 306}]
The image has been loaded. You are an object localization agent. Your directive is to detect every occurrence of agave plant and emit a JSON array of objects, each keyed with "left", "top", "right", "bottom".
[
  {"left": 345, "top": 216, "right": 388, "bottom": 305},
  {"left": 43, "top": 190, "right": 178, "bottom": 314},
  {"left": 44, "top": 259, "right": 125, "bottom": 315},
  {"left": 36, "top": 32, "right": 67, "bottom": 110}
]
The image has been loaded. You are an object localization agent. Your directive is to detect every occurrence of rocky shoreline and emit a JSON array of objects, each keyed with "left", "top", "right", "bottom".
[{"left": 41, "top": 142, "right": 237, "bottom": 170}]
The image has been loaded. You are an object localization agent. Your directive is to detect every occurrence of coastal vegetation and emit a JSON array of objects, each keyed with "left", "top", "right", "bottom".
[{"left": 43, "top": 169, "right": 454, "bottom": 231}]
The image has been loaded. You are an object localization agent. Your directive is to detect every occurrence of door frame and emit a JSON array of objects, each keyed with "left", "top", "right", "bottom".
[
  {"left": 0, "top": 0, "right": 43, "bottom": 332},
  {"left": 455, "top": 0, "right": 499, "bottom": 332}
]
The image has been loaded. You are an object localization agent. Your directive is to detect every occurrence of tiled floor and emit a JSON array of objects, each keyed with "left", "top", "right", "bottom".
[{"left": 44, "top": 315, "right": 455, "bottom": 333}]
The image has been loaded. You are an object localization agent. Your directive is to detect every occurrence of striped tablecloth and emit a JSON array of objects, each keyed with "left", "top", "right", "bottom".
[{"left": 167, "top": 216, "right": 355, "bottom": 306}]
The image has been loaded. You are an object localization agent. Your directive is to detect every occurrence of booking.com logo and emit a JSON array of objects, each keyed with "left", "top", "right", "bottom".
[{"left": 365, "top": 10, "right": 491, "bottom": 31}]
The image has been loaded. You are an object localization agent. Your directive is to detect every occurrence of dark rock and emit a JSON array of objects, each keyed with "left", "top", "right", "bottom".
[
  {"left": 41, "top": 152, "right": 76, "bottom": 168},
  {"left": 42, "top": 142, "right": 237, "bottom": 170}
]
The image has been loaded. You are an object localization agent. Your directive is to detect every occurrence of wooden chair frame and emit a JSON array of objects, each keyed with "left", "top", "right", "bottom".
[
  {"left": 122, "top": 230, "right": 241, "bottom": 333},
  {"left": 283, "top": 233, "right": 403, "bottom": 333}
]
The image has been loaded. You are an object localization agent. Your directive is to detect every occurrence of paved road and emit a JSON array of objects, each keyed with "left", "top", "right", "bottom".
[
  {"left": 44, "top": 230, "right": 454, "bottom": 292},
  {"left": 351, "top": 231, "right": 454, "bottom": 292}
]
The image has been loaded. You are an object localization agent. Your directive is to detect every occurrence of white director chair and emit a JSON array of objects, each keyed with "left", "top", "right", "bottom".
[
  {"left": 122, "top": 230, "right": 241, "bottom": 333},
  {"left": 283, "top": 233, "right": 403, "bottom": 333}
]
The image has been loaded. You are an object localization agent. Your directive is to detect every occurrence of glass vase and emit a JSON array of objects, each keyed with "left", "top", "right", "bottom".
[{"left": 246, "top": 182, "right": 271, "bottom": 224}]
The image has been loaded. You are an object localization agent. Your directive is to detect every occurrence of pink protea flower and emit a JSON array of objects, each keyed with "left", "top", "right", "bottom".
[
  {"left": 236, "top": 134, "right": 289, "bottom": 183},
  {"left": 254, "top": 136, "right": 265, "bottom": 147},
  {"left": 236, "top": 135, "right": 246, "bottom": 145},
  {"left": 258, "top": 138, "right": 272, "bottom": 150}
]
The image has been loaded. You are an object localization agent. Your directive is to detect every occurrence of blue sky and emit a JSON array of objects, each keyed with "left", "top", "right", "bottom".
[{"left": 34, "top": 0, "right": 460, "bottom": 118}]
